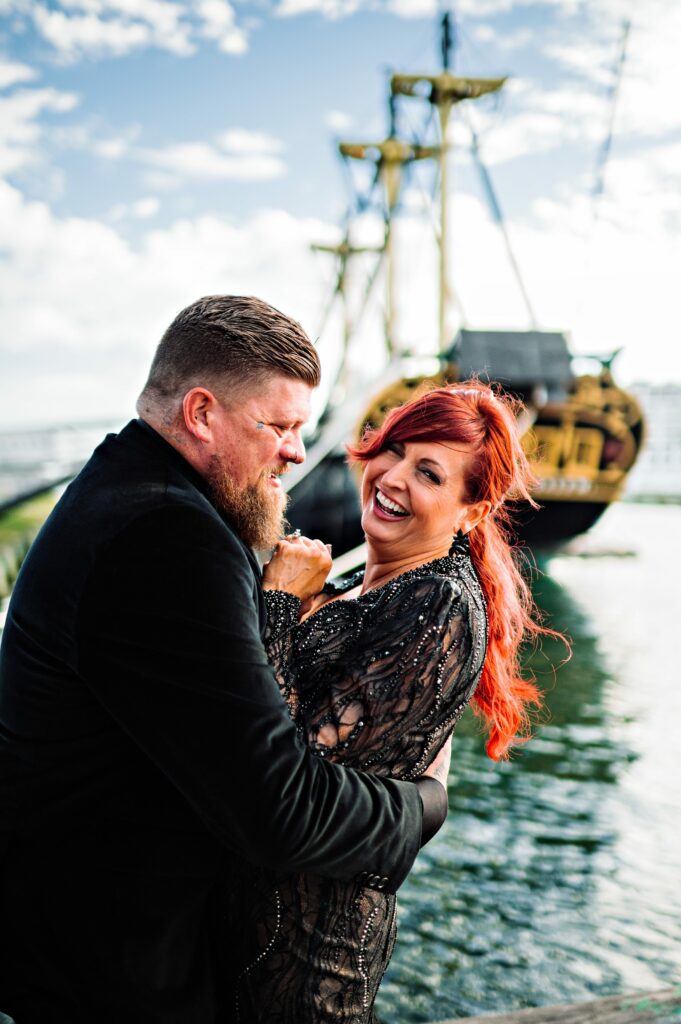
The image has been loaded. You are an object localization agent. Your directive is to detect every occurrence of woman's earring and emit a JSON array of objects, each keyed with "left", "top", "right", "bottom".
[{"left": 448, "top": 528, "right": 470, "bottom": 557}]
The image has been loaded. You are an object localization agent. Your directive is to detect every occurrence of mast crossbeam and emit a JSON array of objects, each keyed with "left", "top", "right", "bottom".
[{"left": 391, "top": 73, "right": 506, "bottom": 105}]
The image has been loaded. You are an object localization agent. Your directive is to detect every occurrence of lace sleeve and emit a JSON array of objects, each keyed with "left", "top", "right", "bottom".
[
  {"left": 296, "top": 574, "right": 487, "bottom": 780},
  {"left": 263, "top": 589, "right": 301, "bottom": 643},
  {"left": 263, "top": 589, "right": 302, "bottom": 710}
]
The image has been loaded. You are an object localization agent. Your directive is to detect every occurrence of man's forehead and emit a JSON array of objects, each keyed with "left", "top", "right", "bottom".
[{"left": 246, "top": 375, "right": 313, "bottom": 421}]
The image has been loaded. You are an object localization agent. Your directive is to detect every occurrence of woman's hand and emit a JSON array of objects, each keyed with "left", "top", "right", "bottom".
[
  {"left": 421, "top": 734, "right": 452, "bottom": 789},
  {"left": 263, "top": 535, "right": 333, "bottom": 601}
]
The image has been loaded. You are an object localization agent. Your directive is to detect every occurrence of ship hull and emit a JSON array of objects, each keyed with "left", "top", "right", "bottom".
[{"left": 509, "top": 498, "right": 611, "bottom": 548}]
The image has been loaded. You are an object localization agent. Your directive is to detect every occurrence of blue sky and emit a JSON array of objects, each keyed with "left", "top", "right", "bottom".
[{"left": 1, "top": 0, "right": 679, "bottom": 427}]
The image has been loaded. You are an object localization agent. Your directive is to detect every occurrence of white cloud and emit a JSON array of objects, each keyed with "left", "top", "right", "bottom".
[
  {"left": 33, "top": 7, "right": 154, "bottom": 58},
  {"left": 133, "top": 195, "right": 160, "bottom": 217},
  {"left": 218, "top": 128, "right": 285, "bottom": 155},
  {"left": 30, "top": 0, "right": 195, "bottom": 59},
  {"left": 386, "top": 0, "right": 436, "bottom": 17},
  {"left": 276, "top": 0, "right": 361, "bottom": 19},
  {"left": 136, "top": 130, "right": 288, "bottom": 184},
  {"left": 472, "top": 24, "right": 534, "bottom": 51},
  {"left": 22, "top": 0, "right": 254, "bottom": 59},
  {"left": 0, "top": 85, "right": 79, "bottom": 175},
  {"left": 325, "top": 109, "right": 354, "bottom": 133},
  {"left": 93, "top": 134, "right": 131, "bottom": 159},
  {"left": 43, "top": 121, "right": 287, "bottom": 186},
  {"left": 544, "top": 39, "right": 615, "bottom": 88},
  {"left": 197, "top": 0, "right": 248, "bottom": 54},
  {"left": 1, "top": 147, "right": 679, "bottom": 433},
  {"left": 461, "top": 76, "right": 618, "bottom": 167},
  {"left": 273, "top": 0, "right": 528, "bottom": 17},
  {"left": 140, "top": 140, "right": 287, "bottom": 182},
  {"left": 0, "top": 180, "right": 333, "bottom": 425},
  {"left": 108, "top": 194, "right": 160, "bottom": 220},
  {"left": 515, "top": 2, "right": 681, "bottom": 142},
  {"left": 48, "top": 119, "right": 142, "bottom": 159},
  {"left": 0, "top": 57, "right": 38, "bottom": 90},
  {"left": 365, "top": 185, "right": 680, "bottom": 391},
  {"left": 613, "top": 9, "right": 681, "bottom": 140}
]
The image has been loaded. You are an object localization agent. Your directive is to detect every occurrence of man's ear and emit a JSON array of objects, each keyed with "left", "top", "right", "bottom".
[{"left": 182, "top": 388, "right": 219, "bottom": 444}]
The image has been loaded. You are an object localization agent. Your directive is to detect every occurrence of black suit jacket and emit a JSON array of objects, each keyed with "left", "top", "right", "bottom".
[{"left": 0, "top": 420, "right": 428, "bottom": 1024}]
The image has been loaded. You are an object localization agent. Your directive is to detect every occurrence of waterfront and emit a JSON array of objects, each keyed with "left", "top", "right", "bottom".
[
  {"left": 0, "top": 500, "right": 679, "bottom": 1020},
  {"left": 379, "top": 501, "right": 681, "bottom": 1022}
]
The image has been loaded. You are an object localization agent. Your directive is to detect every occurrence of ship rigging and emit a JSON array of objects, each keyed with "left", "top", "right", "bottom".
[{"left": 285, "top": 12, "right": 644, "bottom": 556}]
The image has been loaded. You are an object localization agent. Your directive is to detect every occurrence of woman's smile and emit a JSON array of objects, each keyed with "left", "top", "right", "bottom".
[
  {"left": 361, "top": 440, "right": 472, "bottom": 556},
  {"left": 373, "top": 486, "right": 410, "bottom": 520}
]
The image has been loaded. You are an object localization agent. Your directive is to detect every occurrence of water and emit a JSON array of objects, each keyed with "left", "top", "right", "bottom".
[
  {"left": 378, "top": 501, "right": 681, "bottom": 1021},
  {"left": 0, "top": 423, "right": 118, "bottom": 503},
  {"left": 1, "top": 501, "right": 679, "bottom": 1017}
]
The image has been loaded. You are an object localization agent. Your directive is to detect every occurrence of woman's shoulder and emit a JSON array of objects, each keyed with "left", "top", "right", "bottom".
[
  {"left": 308, "top": 555, "right": 485, "bottom": 634},
  {"left": 391, "top": 554, "right": 482, "bottom": 600},
  {"left": 382, "top": 558, "right": 488, "bottom": 646},
  {"left": 362, "top": 555, "right": 482, "bottom": 625}
]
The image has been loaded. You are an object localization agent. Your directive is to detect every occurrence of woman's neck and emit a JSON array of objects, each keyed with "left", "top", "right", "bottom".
[{"left": 361, "top": 544, "right": 449, "bottom": 594}]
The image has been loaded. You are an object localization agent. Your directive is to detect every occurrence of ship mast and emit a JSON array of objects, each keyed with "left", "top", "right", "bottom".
[
  {"left": 392, "top": 13, "right": 506, "bottom": 352},
  {"left": 311, "top": 232, "right": 381, "bottom": 396},
  {"left": 337, "top": 94, "right": 438, "bottom": 356}
]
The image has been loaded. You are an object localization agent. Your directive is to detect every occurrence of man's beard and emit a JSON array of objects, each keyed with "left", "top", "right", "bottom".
[{"left": 207, "top": 457, "right": 289, "bottom": 550}]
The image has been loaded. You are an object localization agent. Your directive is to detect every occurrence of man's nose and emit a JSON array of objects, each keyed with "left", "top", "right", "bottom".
[{"left": 280, "top": 435, "right": 305, "bottom": 465}]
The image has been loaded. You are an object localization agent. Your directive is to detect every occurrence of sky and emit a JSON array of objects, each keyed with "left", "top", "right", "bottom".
[{"left": 0, "top": 0, "right": 679, "bottom": 429}]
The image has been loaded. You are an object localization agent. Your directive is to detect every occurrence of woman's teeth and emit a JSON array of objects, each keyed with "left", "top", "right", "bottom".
[{"left": 375, "top": 489, "right": 408, "bottom": 517}]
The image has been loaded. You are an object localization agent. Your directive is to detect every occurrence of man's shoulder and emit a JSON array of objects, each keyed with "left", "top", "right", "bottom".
[
  {"left": 21, "top": 420, "right": 255, "bottom": 596},
  {"left": 58, "top": 419, "right": 223, "bottom": 538}
]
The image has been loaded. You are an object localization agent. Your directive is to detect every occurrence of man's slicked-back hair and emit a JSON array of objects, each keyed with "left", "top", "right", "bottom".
[{"left": 141, "top": 295, "right": 321, "bottom": 404}]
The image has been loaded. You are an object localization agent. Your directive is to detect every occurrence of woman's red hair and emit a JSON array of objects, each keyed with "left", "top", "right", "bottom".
[{"left": 347, "top": 381, "right": 565, "bottom": 760}]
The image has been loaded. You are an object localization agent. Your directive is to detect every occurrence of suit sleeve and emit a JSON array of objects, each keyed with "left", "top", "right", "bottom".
[{"left": 76, "top": 503, "right": 424, "bottom": 892}]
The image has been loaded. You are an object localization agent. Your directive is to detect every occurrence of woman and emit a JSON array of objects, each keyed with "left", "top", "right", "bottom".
[{"left": 231, "top": 382, "right": 555, "bottom": 1022}]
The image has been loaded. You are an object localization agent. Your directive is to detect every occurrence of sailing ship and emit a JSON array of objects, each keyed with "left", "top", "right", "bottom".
[{"left": 285, "top": 14, "right": 644, "bottom": 554}]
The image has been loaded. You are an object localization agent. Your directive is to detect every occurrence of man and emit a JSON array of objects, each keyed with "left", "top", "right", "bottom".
[{"left": 0, "top": 295, "right": 449, "bottom": 1023}]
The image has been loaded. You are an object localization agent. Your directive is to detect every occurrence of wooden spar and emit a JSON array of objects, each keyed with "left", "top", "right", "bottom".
[
  {"left": 337, "top": 137, "right": 438, "bottom": 356},
  {"left": 391, "top": 12, "right": 506, "bottom": 353},
  {"left": 426, "top": 987, "right": 681, "bottom": 1024}
]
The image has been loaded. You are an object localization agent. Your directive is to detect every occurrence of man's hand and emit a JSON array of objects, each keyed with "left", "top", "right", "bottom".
[
  {"left": 262, "top": 535, "right": 332, "bottom": 601},
  {"left": 422, "top": 734, "right": 452, "bottom": 789}
]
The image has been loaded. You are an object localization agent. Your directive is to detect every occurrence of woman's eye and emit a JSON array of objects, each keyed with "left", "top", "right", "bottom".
[{"left": 421, "top": 467, "right": 441, "bottom": 484}]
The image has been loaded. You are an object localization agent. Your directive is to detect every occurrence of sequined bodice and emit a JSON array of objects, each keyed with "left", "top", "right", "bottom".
[
  {"left": 230, "top": 552, "right": 488, "bottom": 1023},
  {"left": 264, "top": 552, "right": 488, "bottom": 781}
]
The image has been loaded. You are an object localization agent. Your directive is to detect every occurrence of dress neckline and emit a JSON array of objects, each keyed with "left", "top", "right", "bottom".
[{"left": 324, "top": 552, "right": 467, "bottom": 602}]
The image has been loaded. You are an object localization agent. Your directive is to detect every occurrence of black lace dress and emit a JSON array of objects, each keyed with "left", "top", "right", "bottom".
[{"left": 230, "top": 551, "right": 488, "bottom": 1023}]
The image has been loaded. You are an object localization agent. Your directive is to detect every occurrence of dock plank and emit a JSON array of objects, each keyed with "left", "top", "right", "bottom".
[{"left": 431, "top": 988, "right": 681, "bottom": 1024}]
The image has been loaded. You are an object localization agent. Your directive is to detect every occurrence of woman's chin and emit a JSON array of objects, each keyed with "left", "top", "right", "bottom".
[{"left": 362, "top": 510, "right": 406, "bottom": 544}]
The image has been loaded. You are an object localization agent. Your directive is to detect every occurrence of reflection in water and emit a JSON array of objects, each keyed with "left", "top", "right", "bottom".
[{"left": 378, "top": 504, "right": 681, "bottom": 1023}]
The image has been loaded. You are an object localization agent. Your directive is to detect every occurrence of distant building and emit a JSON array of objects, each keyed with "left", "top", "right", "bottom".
[
  {"left": 625, "top": 383, "right": 681, "bottom": 500},
  {"left": 0, "top": 422, "right": 117, "bottom": 504}
]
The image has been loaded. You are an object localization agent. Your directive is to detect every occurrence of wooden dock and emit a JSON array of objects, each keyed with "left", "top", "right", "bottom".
[{"left": 430, "top": 988, "right": 681, "bottom": 1024}]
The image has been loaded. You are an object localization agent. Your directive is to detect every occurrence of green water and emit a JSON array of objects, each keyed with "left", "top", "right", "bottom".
[{"left": 379, "top": 502, "right": 681, "bottom": 1021}]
